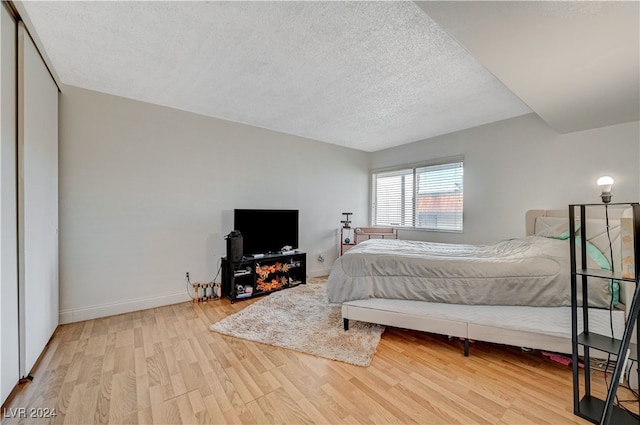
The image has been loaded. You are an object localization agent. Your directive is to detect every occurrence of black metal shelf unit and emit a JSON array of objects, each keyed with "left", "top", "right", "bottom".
[
  {"left": 221, "top": 251, "right": 306, "bottom": 303},
  {"left": 570, "top": 203, "right": 640, "bottom": 425}
]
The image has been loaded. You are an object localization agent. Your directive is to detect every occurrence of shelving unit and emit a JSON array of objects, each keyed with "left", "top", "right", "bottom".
[
  {"left": 221, "top": 251, "right": 306, "bottom": 303},
  {"left": 340, "top": 227, "right": 356, "bottom": 256},
  {"left": 570, "top": 203, "right": 640, "bottom": 425}
]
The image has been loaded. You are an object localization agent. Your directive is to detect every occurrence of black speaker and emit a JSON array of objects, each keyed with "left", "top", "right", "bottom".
[{"left": 225, "top": 230, "right": 243, "bottom": 262}]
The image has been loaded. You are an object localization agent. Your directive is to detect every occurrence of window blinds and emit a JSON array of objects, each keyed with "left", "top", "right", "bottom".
[{"left": 373, "top": 160, "right": 463, "bottom": 231}]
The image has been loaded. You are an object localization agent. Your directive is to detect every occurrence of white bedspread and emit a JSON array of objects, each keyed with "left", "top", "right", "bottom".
[{"left": 326, "top": 237, "right": 614, "bottom": 308}]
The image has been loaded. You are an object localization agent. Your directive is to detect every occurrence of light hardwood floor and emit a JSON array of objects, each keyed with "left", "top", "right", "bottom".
[{"left": 1, "top": 291, "right": 636, "bottom": 424}]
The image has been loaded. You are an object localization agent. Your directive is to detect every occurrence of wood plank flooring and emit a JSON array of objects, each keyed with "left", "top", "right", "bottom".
[{"left": 2, "top": 290, "right": 636, "bottom": 424}]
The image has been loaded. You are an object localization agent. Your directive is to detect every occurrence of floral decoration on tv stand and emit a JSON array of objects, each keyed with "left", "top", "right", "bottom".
[{"left": 255, "top": 262, "right": 293, "bottom": 292}]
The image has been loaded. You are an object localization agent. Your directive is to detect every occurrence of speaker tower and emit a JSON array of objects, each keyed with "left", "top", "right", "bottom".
[{"left": 225, "top": 231, "right": 243, "bottom": 262}]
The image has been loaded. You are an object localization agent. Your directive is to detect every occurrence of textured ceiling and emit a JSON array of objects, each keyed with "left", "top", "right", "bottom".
[
  {"left": 16, "top": 1, "right": 533, "bottom": 152},
  {"left": 16, "top": 1, "right": 638, "bottom": 152}
]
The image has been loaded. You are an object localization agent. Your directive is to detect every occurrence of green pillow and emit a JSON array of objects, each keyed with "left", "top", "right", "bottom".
[{"left": 576, "top": 236, "right": 619, "bottom": 306}]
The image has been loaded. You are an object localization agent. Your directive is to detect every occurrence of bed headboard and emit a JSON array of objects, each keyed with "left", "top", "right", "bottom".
[
  {"left": 526, "top": 207, "right": 633, "bottom": 308},
  {"left": 526, "top": 209, "right": 566, "bottom": 236}
]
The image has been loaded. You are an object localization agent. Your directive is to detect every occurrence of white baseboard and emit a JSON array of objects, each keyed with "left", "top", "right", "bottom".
[
  {"left": 59, "top": 291, "right": 192, "bottom": 324},
  {"left": 59, "top": 270, "right": 329, "bottom": 325},
  {"left": 306, "top": 267, "right": 330, "bottom": 278}
]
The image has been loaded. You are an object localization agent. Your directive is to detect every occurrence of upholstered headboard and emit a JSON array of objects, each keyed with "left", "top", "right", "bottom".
[
  {"left": 526, "top": 207, "right": 632, "bottom": 308},
  {"left": 526, "top": 209, "right": 566, "bottom": 237}
]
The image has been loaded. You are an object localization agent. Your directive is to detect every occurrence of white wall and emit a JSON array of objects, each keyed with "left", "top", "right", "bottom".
[
  {"left": 372, "top": 113, "right": 640, "bottom": 244},
  {"left": 57, "top": 88, "right": 640, "bottom": 323},
  {"left": 59, "top": 86, "right": 370, "bottom": 323}
]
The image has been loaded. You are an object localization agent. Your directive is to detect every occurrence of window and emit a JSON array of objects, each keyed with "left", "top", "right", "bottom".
[{"left": 372, "top": 159, "right": 463, "bottom": 232}]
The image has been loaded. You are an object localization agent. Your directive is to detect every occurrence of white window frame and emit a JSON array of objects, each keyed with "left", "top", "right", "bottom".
[{"left": 371, "top": 156, "right": 464, "bottom": 232}]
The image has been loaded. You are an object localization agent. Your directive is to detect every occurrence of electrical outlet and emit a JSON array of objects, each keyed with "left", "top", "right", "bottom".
[{"left": 317, "top": 254, "right": 325, "bottom": 263}]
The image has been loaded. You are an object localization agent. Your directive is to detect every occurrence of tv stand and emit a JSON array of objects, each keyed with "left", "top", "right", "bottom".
[{"left": 222, "top": 251, "right": 306, "bottom": 303}]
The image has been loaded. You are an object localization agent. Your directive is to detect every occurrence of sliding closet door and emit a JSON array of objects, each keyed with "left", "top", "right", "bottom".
[
  {"left": 17, "top": 22, "right": 58, "bottom": 377},
  {"left": 0, "top": 3, "right": 19, "bottom": 404}
]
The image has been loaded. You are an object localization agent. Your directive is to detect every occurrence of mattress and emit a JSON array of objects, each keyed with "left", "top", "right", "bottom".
[{"left": 327, "top": 236, "right": 615, "bottom": 308}]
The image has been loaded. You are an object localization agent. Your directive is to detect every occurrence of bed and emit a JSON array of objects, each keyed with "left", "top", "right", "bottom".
[{"left": 327, "top": 208, "right": 632, "bottom": 356}]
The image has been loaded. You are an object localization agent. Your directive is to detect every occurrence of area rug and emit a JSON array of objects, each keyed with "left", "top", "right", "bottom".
[{"left": 209, "top": 280, "right": 385, "bottom": 366}]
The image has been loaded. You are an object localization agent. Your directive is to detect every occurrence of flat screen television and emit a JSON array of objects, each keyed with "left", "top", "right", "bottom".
[{"left": 233, "top": 209, "right": 299, "bottom": 256}]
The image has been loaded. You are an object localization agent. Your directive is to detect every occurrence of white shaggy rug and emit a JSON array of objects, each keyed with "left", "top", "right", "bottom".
[{"left": 209, "top": 281, "right": 385, "bottom": 366}]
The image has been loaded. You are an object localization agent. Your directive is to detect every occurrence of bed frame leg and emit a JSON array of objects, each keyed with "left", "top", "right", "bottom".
[
  {"left": 343, "top": 318, "right": 349, "bottom": 331},
  {"left": 464, "top": 338, "right": 469, "bottom": 357}
]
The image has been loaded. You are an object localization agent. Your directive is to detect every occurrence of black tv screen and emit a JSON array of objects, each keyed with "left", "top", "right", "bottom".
[{"left": 233, "top": 209, "right": 299, "bottom": 256}]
